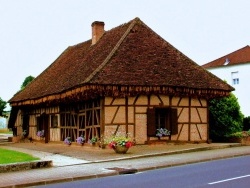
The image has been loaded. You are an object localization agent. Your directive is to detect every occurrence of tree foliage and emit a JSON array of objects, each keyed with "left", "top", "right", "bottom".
[
  {"left": 209, "top": 93, "right": 243, "bottom": 141},
  {"left": 0, "top": 97, "right": 7, "bottom": 117},
  {"left": 21, "top": 75, "right": 35, "bottom": 90}
]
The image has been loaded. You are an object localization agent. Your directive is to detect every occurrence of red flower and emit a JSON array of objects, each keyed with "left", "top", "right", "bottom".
[
  {"left": 108, "top": 141, "right": 117, "bottom": 149},
  {"left": 125, "top": 141, "right": 133, "bottom": 148}
]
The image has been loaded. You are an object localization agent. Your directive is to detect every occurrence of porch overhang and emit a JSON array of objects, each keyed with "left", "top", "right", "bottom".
[{"left": 9, "top": 84, "right": 232, "bottom": 107}]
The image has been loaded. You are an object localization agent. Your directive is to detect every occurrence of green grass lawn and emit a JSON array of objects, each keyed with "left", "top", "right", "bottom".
[
  {"left": 0, "top": 128, "right": 12, "bottom": 134},
  {"left": 0, "top": 148, "right": 39, "bottom": 164}
]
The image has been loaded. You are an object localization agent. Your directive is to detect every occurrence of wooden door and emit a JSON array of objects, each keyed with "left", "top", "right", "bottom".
[{"left": 40, "top": 113, "right": 49, "bottom": 143}]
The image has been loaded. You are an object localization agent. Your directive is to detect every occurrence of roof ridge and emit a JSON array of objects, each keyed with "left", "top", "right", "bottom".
[
  {"left": 83, "top": 18, "right": 138, "bottom": 83},
  {"left": 222, "top": 45, "right": 250, "bottom": 58}
]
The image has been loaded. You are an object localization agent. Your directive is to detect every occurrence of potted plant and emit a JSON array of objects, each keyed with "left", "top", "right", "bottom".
[
  {"left": 76, "top": 135, "right": 85, "bottom": 146},
  {"left": 98, "top": 135, "right": 107, "bottom": 149},
  {"left": 89, "top": 137, "right": 98, "bottom": 146},
  {"left": 156, "top": 128, "right": 170, "bottom": 138},
  {"left": 107, "top": 134, "right": 134, "bottom": 154},
  {"left": 37, "top": 130, "right": 44, "bottom": 137},
  {"left": 64, "top": 137, "right": 72, "bottom": 145},
  {"left": 36, "top": 130, "right": 45, "bottom": 142},
  {"left": 20, "top": 130, "right": 28, "bottom": 142}
]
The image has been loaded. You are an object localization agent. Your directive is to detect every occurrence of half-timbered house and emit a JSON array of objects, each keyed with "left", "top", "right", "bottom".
[{"left": 8, "top": 18, "right": 233, "bottom": 144}]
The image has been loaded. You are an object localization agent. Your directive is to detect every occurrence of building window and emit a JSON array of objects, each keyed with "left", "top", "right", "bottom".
[
  {"left": 231, "top": 72, "right": 239, "bottom": 85},
  {"left": 155, "top": 108, "right": 168, "bottom": 130},
  {"left": 147, "top": 107, "right": 178, "bottom": 137},
  {"left": 233, "top": 78, "right": 239, "bottom": 85},
  {"left": 51, "top": 115, "right": 58, "bottom": 128},
  {"left": 36, "top": 116, "right": 43, "bottom": 131}
]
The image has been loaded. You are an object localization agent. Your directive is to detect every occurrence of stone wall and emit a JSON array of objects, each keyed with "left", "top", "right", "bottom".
[{"left": 0, "top": 160, "right": 53, "bottom": 173}]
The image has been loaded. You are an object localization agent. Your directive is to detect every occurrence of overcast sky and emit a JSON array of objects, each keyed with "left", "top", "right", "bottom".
[{"left": 1, "top": 0, "right": 250, "bottom": 106}]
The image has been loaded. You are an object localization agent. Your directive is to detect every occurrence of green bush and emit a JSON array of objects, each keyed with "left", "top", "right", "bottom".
[
  {"left": 228, "top": 130, "right": 250, "bottom": 138},
  {"left": 209, "top": 93, "right": 243, "bottom": 141},
  {"left": 0, "top": 97, "right": 7, "bottom": 117}
]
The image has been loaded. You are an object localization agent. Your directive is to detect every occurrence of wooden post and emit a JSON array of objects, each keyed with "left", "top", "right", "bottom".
[
  {"left": 206, "top": 99, "right": 210, "bottom": 143},
  {"left": 100, "top": 97, "right": 105, "bottom": 137},
  {"left": 188, "top": 97, "right": 191, "bottom": 141},
  {"left": 125, "top": 96, "right": 128, "bottom": 134}
]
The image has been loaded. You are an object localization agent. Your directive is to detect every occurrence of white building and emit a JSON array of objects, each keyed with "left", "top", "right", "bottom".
[{"left": 202, "top": 45, "right": 250, "bottom": 117}]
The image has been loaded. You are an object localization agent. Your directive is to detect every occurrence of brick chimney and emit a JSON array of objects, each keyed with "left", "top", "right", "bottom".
[{"left": 91, "top": 21, "right": 105, "bottom": 45}]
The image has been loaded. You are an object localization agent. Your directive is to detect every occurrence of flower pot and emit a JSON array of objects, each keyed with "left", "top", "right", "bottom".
[
  {"left": 64, "top": 142, "right": 71, "bottom": 146},
  {"left": 99, "top": 144, "right": 107, "bottom": 149},
  {"left": 113, "top": 146, "right": 129, "bottom": 154},
  {"left": 12, "top": 136, "right": 20, "bottom": 143}
]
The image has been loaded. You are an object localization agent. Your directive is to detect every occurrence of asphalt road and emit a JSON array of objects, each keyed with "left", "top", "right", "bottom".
[{"left": 35, "top": 155, "right": 250, "bottom": 188}]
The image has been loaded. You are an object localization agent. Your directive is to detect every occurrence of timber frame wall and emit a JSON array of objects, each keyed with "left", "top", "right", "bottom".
[
  {"left": 104, "top": 94, "right": 208, "bottom": 144},
  {"left": 14, "top": 94, "right": 208, "bottom": 144},
  {"left": 14, "top": 100, "right": 101, "bottom": 143},
  {"left": 59, "top": 100, "right": 101, "bottom": 142}
]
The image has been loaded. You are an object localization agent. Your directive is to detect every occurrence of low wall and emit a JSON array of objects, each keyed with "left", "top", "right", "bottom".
[
  {"left": 229, "top": 136, "right": 250, "bottom": 145},
  {"left": 0, "top": 160, "right": 53, "bottom": 173}
]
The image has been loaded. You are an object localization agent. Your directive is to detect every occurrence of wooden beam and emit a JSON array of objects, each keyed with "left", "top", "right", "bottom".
[
  {"left": 10, "top": 84, "right": 232, "bottom": 107},
  {"left": 188, "top": 97, "right": 191, "bottom": 141},
  {"left": 100, "top": 98, "right": 105, "bottom": 137},
  {"left": 125, "top": 96, "right": 128, "bottom": 134}
]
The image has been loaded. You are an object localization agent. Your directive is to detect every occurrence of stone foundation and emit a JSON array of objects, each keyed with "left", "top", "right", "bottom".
[{"left": 0, "top": 160, "right": 53, "bottom": 173}]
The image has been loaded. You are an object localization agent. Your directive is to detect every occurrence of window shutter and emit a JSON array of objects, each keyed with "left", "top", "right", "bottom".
[
  {"left": 170, "top": 108, "right": 178, "bottom": 135},
  {"left": 147, "top": 108, "right": 156, "bottom": 136}
]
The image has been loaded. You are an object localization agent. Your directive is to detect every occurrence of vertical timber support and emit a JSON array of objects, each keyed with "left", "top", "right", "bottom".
[
  {"left": 207, "top": 99, "right": 210, "bottom": 143},
  {"left": 188, "top": 97, "right": 191, "bottom": 141},
  {"left": 125, "top": 96, "right": 128, "bottom": 134},
  {"left": 147, "top": 95, "right": 151, "bottom": 143},
  {"left": 100, "top": 98, "right": 105, "bottom": 137}
]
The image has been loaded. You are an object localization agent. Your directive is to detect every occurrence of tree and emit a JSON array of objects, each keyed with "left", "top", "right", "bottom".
[
  {"left": 0, "top": 97, "right": 7, "bottom": 117},
  {"left": 21, "top": 75, "right": 35, "bottom": 90},
  {"left": 209, "top": 93, "right": 243, "bottom": 141}
]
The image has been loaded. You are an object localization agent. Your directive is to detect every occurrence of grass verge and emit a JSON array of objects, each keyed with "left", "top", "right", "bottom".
[
  {"left": 0, "top": 128, "right": 13, "bottom": 134},
  {"left": 0, "top": 148, "right": 39, "bottom": 164}
]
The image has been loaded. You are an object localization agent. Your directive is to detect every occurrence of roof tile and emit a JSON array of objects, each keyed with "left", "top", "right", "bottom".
[
  {"left": 202, "top": 45, "right": 250, "bottom": 68},
  {"left": 9, "top": 18, "right": 233, "bottom": 104}
]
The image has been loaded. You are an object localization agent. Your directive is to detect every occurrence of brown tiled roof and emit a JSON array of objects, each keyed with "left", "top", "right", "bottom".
[
  {"left": 202, "top": 45, "right": 250, "bottom": 68},
  {"left": 9, "top": 17, "right": 234, "bottom": 106}
]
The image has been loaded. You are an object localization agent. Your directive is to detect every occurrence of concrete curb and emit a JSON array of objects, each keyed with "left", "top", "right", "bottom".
[
  {"left": 91, "top": 143, "right": 242, "bottom": 163},
  {"left": 4, "top": 172, "right": 119, "bottom": 188}
]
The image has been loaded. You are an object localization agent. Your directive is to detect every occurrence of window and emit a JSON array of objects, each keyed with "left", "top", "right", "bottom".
[
  {"left": 233, "top": 78, "right": 239, "bottom": 85},
  {"left": 155, "top": 108, "right": 168, "bottom": 129},
  {"left": 51, "top": 115, "right": 58, "bottom": 128},
  {"left": 36, "top": 116, "right": 41, "bottom": 131},
  {"left": 231, "top": 72, "right": 239, "bottom": 85},
  {"left": 147, "top": 107, "right": 178, "bottom": 137}
]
